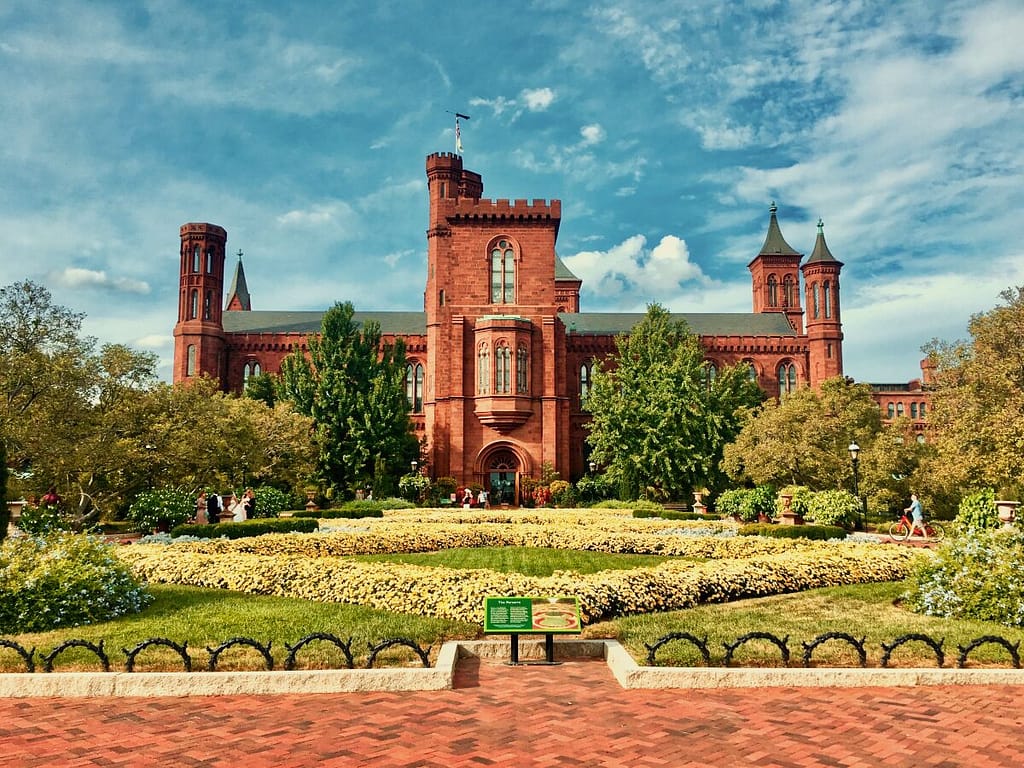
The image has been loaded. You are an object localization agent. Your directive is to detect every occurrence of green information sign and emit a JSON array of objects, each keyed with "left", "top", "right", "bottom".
[{"left": 484, "top": 596, "right": 581, "bottom": 634}]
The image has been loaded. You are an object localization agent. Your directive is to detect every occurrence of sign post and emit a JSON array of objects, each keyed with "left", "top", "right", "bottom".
[{"left": 484, "top": 596, "right": 581, "bottom": 665}]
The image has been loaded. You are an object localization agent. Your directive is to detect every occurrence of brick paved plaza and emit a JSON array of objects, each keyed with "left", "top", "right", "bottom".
[{"left": 2, "top": 656, "right": 1022, "bottom": 767}]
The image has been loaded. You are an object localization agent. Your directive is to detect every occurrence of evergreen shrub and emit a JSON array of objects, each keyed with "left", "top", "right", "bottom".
[
  {"left": 128, "top": 488, "right": 195, "bottom": 532},
  {"left": 291, "top": 508, "right": 385, "bottom": 519},
  {"left": 738, "top": 523, "right": 847, "bottom": 540},
  {"left": 251, "top": 485, "right": 296, "bottom": 518},
  {"left": 806, "top": 489, "right": 860, "bottom": 528},
  {"left": 954, "top": 488, "right": 998, "bottom": 532},
  {"left": 714, "top": 488, "right": 748, "bottom": 519},
  {"left": 171, "top": 518, "right": 319, "bottom": 538}
]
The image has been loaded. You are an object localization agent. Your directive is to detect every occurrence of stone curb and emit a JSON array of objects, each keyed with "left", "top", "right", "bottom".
[{"left": 2, "top": 639, "right": 1023, "bottom": 697}]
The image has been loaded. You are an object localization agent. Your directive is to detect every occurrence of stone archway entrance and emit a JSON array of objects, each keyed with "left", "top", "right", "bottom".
[{"left": 486, "top": 449, "right": 520, "bottom": 506}]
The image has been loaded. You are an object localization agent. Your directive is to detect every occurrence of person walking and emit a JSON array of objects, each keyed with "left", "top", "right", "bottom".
[
  {"left": 206, "top": 491, "right": 221, "bottom": 525},
  {"left": 905, "top": 493, "right": 926, "bottom": 538}
]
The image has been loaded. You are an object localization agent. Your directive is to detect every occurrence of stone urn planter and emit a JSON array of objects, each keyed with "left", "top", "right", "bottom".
[
  {"left": 692, "top": 490, "right": 707, "bottom": 516},
  {"left": 304, "top": 490, "right": 319, "bottom": 513},
  {"left": 777, "top": 493, "right": 804, "bottom": 526},
  {"left": 996, "top": 500, "right": 1019, "bottom": 530}
]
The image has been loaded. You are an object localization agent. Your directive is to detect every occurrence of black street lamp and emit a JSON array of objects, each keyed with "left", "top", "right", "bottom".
[
  {"left": 411, "top": 460, "right": 418, "bottom": 475},
  {"left": 588, "top": 461, "right": 597, "bottom": 475},
  {"left": 848, "top": 441, "right": 864, "bottom": 530}
]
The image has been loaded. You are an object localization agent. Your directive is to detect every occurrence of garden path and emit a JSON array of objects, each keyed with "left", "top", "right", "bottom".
[{"left": 1, "top": 656, "right": 1020, "bottom": 766}]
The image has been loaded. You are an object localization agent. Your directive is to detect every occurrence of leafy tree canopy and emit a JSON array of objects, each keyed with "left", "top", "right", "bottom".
[{"left": 585, "top": 303, "right": 763, "bottom": 500}]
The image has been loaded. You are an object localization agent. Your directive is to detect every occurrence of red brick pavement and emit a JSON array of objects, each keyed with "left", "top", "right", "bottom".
[{"left": 1, "top": 657, "right": 1022, "bottom": 767}]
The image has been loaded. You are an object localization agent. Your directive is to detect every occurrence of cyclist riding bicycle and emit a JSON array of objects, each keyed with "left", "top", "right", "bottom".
[{"left": 904, "top": 493, "right": 926, "bottom": 538}]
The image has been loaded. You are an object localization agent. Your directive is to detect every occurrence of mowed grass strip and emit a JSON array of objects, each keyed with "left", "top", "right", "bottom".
[{"left": 347, "top": 546, "right": 687, "bottom": 576}]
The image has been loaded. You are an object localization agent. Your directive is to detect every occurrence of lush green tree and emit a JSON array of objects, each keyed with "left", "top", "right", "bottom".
[
  {"left": 723, "top": 377, "right": 882, "bottom": 492},
  {"left": 585, "top": 304, "right": 763, "bottom": 500},
  {"left": 277, "top": 301, "right": 417, "bottom": 496},
  {"left": 922, "top": 287, "right": 1024, "bottom": 499},
  {"left": 0, "top": 435, "right": 9, "bottom": 541},
  {"left": 243, "top": 372, "right": 278, "bottom": 407}
]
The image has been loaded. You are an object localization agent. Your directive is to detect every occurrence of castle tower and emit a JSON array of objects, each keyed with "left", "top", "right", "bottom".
[
  {"left": 172, "top": 223, "right": 228, "bottom": 383},
  {"left": 748, "top": 202, "right": 804, "bottom": 332},
  {"left": 801, "top": 218, "right": 844, "bottom": 386},
  {"left": 225, "top": 250, "right": 251, "bottom": 311}
]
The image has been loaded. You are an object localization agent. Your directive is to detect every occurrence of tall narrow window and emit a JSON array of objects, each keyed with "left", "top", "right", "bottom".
[
  {"left": 190, "top": 289, "right": 199, "bottom": 319},
  {"left": 192, "top": 245, "right": 201, "bottom": 273},
  {"left": 742, "top": 360, "right": 757, "bottom": 384},
  {"left": 516, "top": 344, "right": 528, "bottom": 394},
  {"left": 477, "top": 344, "right": 490, "bottom": 394},
  {"left": 778, "top": 362, "right": 797, "bottom": 396},
  {"left": 823, "top": 280, "right": 832, "bottom": 318},
  {"left": 919, "top": 402, "right": 926, "bottom": 418},
  {"left": 205, "top": 248, "right": 214, "bottom": 273},
  {"left": 811, "top": 283, "right": 820, "bottom": 318},
  {"left": 910, "top": 402, "right": 918, "bottom": 418},
  {"left": 405, "top": 362, "right": 425, "bottom": 411},
  {"left": 767, "top": 275, "right": 778, "bottom": 307},
  {"left": 703, "top": 362, "right": 718, "bottom": 389},
  {"left": 783, "top": 275, "right": 795, "bottom": 307},
  {"left": 203, "top": 290, "right": 212, "bottom": 320},
  {"left": 896, "top": 402, "right": 905, "bottom": 417},
  {"left": 495, "top": 344, "right": 511, "bottom": 393},
  {"left": 490, "top": 239, "right": 516, "bottom": 304},
  {"left": 186, "top": 344, "right": 197, "bottom": 376},
  {"left": 580, "top": 363, "right": 591, "bottom": 403},
  {"left": 887, "top": 402, "right": 895, "bottom": 418}
]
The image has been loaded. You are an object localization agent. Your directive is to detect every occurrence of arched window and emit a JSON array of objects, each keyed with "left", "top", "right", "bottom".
[
  {"left": 186, "top": 344, "right": 197, "bottom": 377},
  {"left": 742, "top": 359, "right": 757, "bottom": 384},
  {"left": 778, "top": 362, "right": 797, "bottom": 396},
  {"left": 811, "top": 283, "right": 820, "bottom": 319},
  {"left": 190, "top": 289, "right": 199, "bottom": 319},
  {"left": 887, "top": 402, "right": 895, "bottom": 419},
  {"left": 782, "top": 275, "right": 795, "bottom": 308},
  {"left": 205, "top": 248, "right": 214, "bottom": 274},
  {"left": 495, "top": 343, "right": 512, "bottom": 393},
  {"left": 910, "top": 402, "right": 918, "bottom": 418},
  {"left": 405, "top": 362, "right": 424, "bottom": 412},
  {"left": 823, "top": 280, "right": 832, "bottom": 318},
  {"left": 703, "top": 361, "right": 718, "bottom": 389},
  {"left": 490, "top": 239, "right": 516, "bottom": 303},
  {"left": 477, "top": 344, "right": 490, "bottom": 394},
  {"left": 192, "top": 245, "right": 201, "bottom": 273},
  {"left": 919, "top": 402, "right": 926, "bottom": 418},
  {"left": 580, "top": 363, "right": 591, "bottom": 403},
  {"left": 203, "top": 290, "right": 212, "bottom": 321},
  {"left": 896, "top": 402, "right": 905, "bottom": 417},
  {"left": 243, "top": 360, "right": 261, "bottom": 387},
  {"left": 767, "top": 275, "right": 778, "bottom": 307},
  {"left": 516, "top": 344, "right": 529, "bottom": 394}
]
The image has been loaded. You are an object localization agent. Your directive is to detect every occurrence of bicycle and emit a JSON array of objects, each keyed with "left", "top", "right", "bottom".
[{"left": 889, "top": 513, "right": 945, "bottom": 542}]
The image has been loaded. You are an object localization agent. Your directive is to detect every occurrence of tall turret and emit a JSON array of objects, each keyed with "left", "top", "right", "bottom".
[
  {"left": 748, "top": 202, "right": 804, "bottom": 332},
  {"left": 801, "top": 218, "right": 844, "bottom": 386},
  {"left": 172, "top": 223, "right": 227, "bottom": 383}
]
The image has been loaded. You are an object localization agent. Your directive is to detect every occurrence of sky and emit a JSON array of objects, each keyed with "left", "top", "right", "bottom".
[{"left": 2, "top": 0, "right": 1023, "bottom": 383}]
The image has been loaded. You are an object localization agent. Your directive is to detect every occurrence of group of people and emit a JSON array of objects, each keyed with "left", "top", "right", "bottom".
[
  {"left": 457, "top": 487, "right": 488, "bottom": 509},
  {"left": 196, "top": 489, "right": 255, "bottom": 524}
]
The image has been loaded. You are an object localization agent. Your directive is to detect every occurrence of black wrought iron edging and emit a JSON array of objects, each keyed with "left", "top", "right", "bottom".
[
  {"left": 722, "top": 632, "right": 790, "bottom": 667},
  {"left": 801, "top": 632, "right": 868, "bottom": 668},
  {"left": 880, "top": 633, "right": 945, "bottom": 668},
  {"left": 206, "top": 637, "right": 274, "bottom": 671},
  {"left": 123, "top": 638, "right": 192, "bottom": 672},
  {"left": 644, "top": 632, "right": 711, "bottom": 666},
  {"left": 284, "top": 633, "right": 355, "bottom": 670}
]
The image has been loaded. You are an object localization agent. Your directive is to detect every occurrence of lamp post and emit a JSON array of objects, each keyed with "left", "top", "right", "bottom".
[
  {"left": 411, "top": 460, "right": 418, "bottom": 475},
  {"left": 848, "top": 441, "right": 864, "bottom": 530},
  {"left": 588, "top": 461, "right": 597, "bottom": 475}
]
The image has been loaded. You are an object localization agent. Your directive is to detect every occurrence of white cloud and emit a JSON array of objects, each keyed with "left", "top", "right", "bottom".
[
  {"left": 580, "top": 123, "right": 605, "bottom": 145},
  {"left": 53, "top": 267, "right": 150, "bottom": 295},
  {"left": 134, "top": 334, "right": 174, "bottom": 349},
  {"left": 564, "top": 234, "right": 704, "bottom": 306},
  {"left": 277, "top": 201, "right": 358, "bottom": 231},
  {"left": 520, "top": 87, "right": 556, "bottom": 111}
]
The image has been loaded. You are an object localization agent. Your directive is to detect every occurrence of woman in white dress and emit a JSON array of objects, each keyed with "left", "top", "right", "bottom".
[{"left": 228, "top": 493, "right": 247, "bottom": 522}]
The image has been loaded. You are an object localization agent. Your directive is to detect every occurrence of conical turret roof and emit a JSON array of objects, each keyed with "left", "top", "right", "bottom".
[
  {"left": 758, "top": 201, "right": 801, "bottom": 256},
  {"left": 806, "top": 218, "right": 841, "bottom": 264},
  {"left": 225, "top": 251, "right": 251, "bottom": 311}
]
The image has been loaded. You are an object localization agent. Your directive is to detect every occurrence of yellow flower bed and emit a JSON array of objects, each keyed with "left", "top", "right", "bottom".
[{"left": 119, "top": 541, "right": 916, "bottom": 624}]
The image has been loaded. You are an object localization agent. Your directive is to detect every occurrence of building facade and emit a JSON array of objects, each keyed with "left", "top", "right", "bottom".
[{"left": 174, "top": 152, "right": 854, "bottom": 501}]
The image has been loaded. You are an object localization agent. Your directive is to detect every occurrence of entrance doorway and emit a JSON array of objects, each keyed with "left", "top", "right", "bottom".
[{"left": 487, "top": 449, "right": 519, "bottom": 506}]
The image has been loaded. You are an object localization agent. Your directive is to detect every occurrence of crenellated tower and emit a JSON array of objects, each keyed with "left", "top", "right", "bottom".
[
  {"left": 172, "top": 222, "right": 227, "bottom": 383},
  {"left": 748, "top": 202, "right": 804, "bottom": 333},
  {"left": 801, "top": 218, "right": 844, "bottom": 386}
]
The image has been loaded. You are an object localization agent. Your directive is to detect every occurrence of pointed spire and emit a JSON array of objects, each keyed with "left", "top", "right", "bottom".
[
  {"left": 807, "top": 218, "right": 838, "bottom": 263},
  {"left": 225, "top": 250, "right": 251, "bottom": 311},
  {"left": 758, "top": 201, "right": 801, "bottom": 256}
]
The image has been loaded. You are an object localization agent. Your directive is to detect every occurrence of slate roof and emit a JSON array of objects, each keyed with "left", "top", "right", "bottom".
[
  {"left": 554, "top": 254, "right": 580, "bottom": 281},
  {"left": 223, "top": 309, "right": 797, "bottom": 338},
  {"left": 225, "top": 259, "right": 251, "bottom": 311},
  {"left": 759, "top": 202, "right": 802, "bottom": 257},
  {"left": 806, "top": 219, "right": 842, "bottom": 265}
]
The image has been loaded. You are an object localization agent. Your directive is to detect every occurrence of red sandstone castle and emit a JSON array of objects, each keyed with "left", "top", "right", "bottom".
[{"left": 175, "top": 152, "right": 854, "bottom": 501}]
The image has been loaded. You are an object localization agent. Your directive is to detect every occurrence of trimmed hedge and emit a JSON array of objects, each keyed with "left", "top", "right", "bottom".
[
  {"left": 171, "top": 518, "right": 319, "bottom": 539},
  {"left": 633, "top": 509, "right": 714, "bottom": 521},
  {"left": 738, "top": 523, "right": 847, "bottom": 541},
  {"left": 291, "top": 508, "right": 385, "bottom": 520}
]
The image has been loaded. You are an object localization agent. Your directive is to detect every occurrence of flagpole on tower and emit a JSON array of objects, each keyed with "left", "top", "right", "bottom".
[{"left": 448, "top": 110, "right": 470, "bottom": 155}]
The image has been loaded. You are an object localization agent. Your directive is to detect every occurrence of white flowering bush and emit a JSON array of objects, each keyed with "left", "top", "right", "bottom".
[
  {"left": 0, "top": 533, "right": 153, "bottom": 632},
  {"left": 906, "top": 528, "right": 1024, "bottom": 626}
]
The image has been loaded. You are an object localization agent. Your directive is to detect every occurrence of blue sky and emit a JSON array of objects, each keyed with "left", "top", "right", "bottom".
[{"left": 2, "top": 0, "right": 1023, "bottom": 383}]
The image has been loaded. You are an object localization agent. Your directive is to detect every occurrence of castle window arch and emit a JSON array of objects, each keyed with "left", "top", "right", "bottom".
[
  {"left": 782, "top": 275, "right": 795, "bottom": 307},
  {"left": 887, "top": 402, "right": 895, "bottom": 419},
  {"left": 186, "top": 344, "right": 197, "bottom": 377},
  {"left": 767, "top": 275, "right": 778, "bottom": 307},
  {"left": 919, "top": 401, "right": 926, "bottom": 418},
  {"left": 203, "top": 290, "right": 212, "bottom": 321},
  {"left": 243, "top": 360, "right": 262, "bottom": 387},
  {"left": 896, "top": 402, "right": 905, "bottom": 417},
  {"left": 406, "top": 362, "right": 424, "bottom": 412},
  {"left": 190, "top": 289, "right": 199, "bottom": 319},
  {"left": 823, "top": 280, "right": 832, "bottom": 318},
  {"left": 741, "top": 359, "right": 758, "bottom": 384},
  {"left": 910, "top": 402, "right": 918, "bottom": 418},
  {"left": 516, "top": 344, "right": 529, "bottom": 394},
  {"left": 477, "top": 343, "right": 490, "bottom": 394},
  {"left": 580, "top": 362, "right": 591, "bottom": 405},
  {"left": 495, "top": 341, "right": 512, "bottom": 393},
  {"left": 489, "top": 237, "right": 517, "bottom": 304},
  {"left": 811, "top": 283, "right": 820, "bottom": 319},
  {"left": 777, "top": 361, "right": 798, "bottom": 396},
  {"left": 192, "top": 245, "right": 201, "bottom": 273},
  {"left": 205, "top": 248, "right": 214, "bottom": 274},
  {"left": 703, "top": 360, "right": 718, "bottom": 389}
]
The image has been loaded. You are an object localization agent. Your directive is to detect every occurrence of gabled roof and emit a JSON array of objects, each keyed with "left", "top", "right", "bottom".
[
  {"left": 558, "top": 312, "right": 798, "bottom": 337},
  {"left": 758, "top": 202, "right": 802, "bottom": 257},
  {"left": 554, "top": 254, "right": 580, "bottom": 281},
  {"left": 225, "top": 257, "right": 251, "bottom": 311}
]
